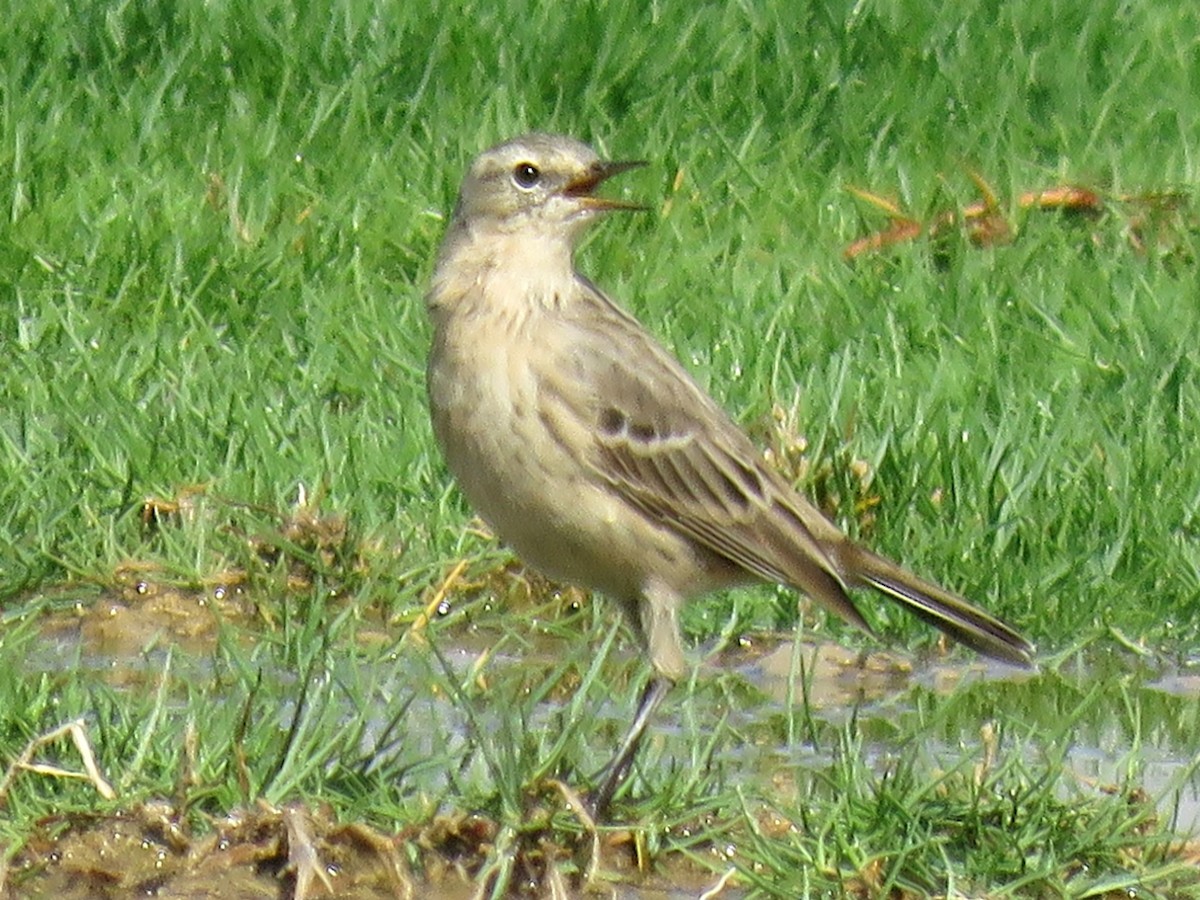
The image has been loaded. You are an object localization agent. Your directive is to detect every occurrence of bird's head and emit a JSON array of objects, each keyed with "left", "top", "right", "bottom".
[{"left": 451, "top": 133, "right": 645, "bottom": 240}]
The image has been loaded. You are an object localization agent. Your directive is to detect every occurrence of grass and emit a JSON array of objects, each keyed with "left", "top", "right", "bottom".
[{"left": 2, "top": 0, "right": 1200, "bottom": 895}]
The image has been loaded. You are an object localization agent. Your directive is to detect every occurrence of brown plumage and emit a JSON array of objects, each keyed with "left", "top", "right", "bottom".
[{"left": 426, "top": 133, "right": 1034, "bottom": 816}]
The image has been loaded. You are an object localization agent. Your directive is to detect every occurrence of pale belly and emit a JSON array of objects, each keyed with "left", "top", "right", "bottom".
[{"left": 428, "top": 330, "right": 727, "bottom": 603}]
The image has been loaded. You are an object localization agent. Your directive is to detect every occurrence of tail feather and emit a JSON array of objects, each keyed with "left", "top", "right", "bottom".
[{"left": 849, "top": 547, "right": 1035, "bottom": 669}]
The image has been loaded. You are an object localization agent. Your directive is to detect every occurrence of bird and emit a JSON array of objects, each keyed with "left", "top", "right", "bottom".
[{"left": 424, "top": 133, "right": 1034, "bottom": 817}]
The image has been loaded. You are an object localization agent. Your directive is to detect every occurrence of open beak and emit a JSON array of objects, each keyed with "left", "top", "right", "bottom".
[{"left": 563, "top": 159, "right": 647, "bottom": 211}]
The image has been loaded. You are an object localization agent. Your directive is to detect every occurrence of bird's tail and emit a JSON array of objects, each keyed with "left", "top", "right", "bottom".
[{"left": 846, "top": 546, "right": 1035, "bottom": 669}]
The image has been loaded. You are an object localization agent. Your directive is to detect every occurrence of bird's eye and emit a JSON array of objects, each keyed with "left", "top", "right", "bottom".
[{"left": 512, "top": 162, "right": 541, "bottom": 189}]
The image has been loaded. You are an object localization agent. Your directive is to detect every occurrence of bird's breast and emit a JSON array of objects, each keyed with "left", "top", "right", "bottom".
[{"left": 428, "top": 298, "right": 632, "bottom": 592}]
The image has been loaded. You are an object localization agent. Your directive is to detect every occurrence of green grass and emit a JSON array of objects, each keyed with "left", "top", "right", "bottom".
[{"left": 3, "top": 0, "right": 1200, "bottom": 895}]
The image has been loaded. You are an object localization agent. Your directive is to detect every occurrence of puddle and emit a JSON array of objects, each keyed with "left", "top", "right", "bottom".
[
  {"left": 6, "top": 586, "right": 1200, "bottom": 896},
  {"left": 719, "top": 634, "right": 1200, "bottom": 834}
]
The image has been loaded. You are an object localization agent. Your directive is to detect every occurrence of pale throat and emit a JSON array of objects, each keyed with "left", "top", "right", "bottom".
[{"left": 473, "top": 225, "right": 580, "bottom": 309}]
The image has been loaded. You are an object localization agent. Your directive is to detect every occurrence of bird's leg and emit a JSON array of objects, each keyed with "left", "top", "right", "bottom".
[{"left": 587, "top": 673, "right": 673, "bottom": 819}]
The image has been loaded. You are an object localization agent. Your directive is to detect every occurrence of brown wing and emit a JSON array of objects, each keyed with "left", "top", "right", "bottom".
[{"left": 534, "top": 280, "right": 871, "bottom": 632}]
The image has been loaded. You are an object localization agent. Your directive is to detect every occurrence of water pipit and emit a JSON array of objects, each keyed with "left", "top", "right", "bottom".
[{"left": 425, "top": 133, "right": 1034, "bottom": 817}]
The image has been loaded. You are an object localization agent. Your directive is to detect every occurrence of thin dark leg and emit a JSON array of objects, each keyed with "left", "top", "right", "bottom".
[{"left": 587, "top": 674, "right": 673, "bottom": 819}]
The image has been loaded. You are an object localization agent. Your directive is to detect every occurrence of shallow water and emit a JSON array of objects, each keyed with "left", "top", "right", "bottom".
[
  {"left": 18, "top": 584, "right": 1200, "bottom": 829},
  {"left": 8, "top": 583, "right": 1200, "bottom": 896}
]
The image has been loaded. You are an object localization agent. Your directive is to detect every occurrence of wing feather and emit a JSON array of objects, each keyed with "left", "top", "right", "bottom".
[
  {"left": 529, "top": 278, "right": 1032, "bottom": 667},
  {"left": 533, "top": 284, "right": 868, "bottom": 629}
]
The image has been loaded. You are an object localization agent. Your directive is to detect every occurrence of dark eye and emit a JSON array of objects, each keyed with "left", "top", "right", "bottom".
[{"left": 512, "top": 162, "right": 540, "bottom": 189}]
